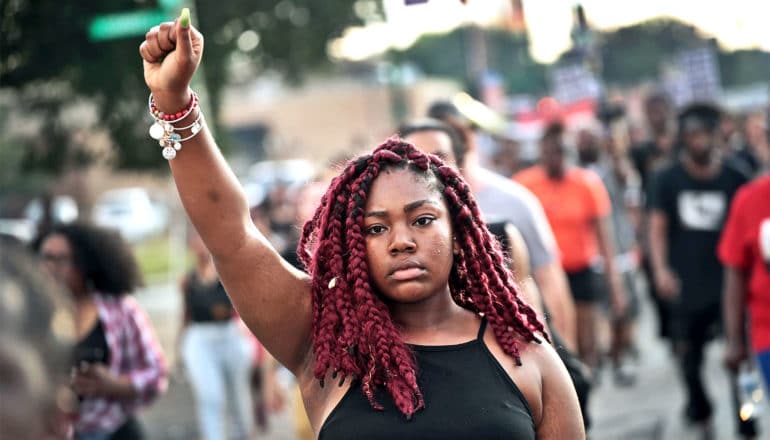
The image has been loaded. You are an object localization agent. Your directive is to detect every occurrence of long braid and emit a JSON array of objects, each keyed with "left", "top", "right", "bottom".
[
  {"left": 444, "top": 167, "right": 548, "bottom": 341},
  {"left": 302, "top": 160, "right": 370, "bottom": 382},
  {"left": 438, "top": 167, "right": 547, "bottom": 361},
  {"left": 300, "top": 138, "right": 544, "bottom": 418}
]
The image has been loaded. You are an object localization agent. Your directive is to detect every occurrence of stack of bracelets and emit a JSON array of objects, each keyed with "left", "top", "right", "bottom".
[{"left": 148, "top": 91, "right": 203, "bottom": 160}]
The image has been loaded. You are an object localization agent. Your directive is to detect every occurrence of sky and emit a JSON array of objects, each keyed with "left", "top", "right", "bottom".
[{"left": 330, "top": 0, "right": 770, "bottom": 63}]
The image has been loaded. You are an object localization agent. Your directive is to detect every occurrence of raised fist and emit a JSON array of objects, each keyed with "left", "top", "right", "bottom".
[{"left": 139, "top": 8, "right": 203, "bottom": 111}]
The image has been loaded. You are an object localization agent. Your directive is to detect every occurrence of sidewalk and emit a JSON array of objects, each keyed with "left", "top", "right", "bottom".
[{"left": 135, "top": 282, "right": 768, "bottom": 439}]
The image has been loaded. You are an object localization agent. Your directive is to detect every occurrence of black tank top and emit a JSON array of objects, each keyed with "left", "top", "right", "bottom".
[
  {"left": 319, "top": 319, "right": 536, "bottom": 440},
  {"left": 184, "top": 271, "right": 234, "bottom": 323},
  {"left": 74, "top": 320, "right": 110, "bottom": 366}
]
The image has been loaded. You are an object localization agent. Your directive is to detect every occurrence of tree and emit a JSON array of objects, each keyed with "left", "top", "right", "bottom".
[
  {"left": 0, "top": 0, "right": 367, "bottom": 176},
  {"left": 596, "top": 18, "right": 703, "bottom": 86},
  {"left": 718, "top": 49, "right": 770, "bottom": 87},
  {"left": 588, "top": 18, "right": 769, "bottom": 88},
  {"left": 388, "top": 26, "right": 548, "bottom": 96}
]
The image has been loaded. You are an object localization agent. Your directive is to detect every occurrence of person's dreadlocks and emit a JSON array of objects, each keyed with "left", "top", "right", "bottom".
[{"left": 297, "top": 138, "right": 548, "bottom": 418}]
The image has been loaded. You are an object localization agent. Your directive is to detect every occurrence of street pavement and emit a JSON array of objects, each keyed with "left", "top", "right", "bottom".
[{"left": 134, "top": 280, "right": 769, "bottom": 439}]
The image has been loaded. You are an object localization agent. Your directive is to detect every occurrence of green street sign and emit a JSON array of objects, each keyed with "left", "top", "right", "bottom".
[
  {"left": 159, "top": 0, "right": 182, "bottom": 10},
  {"left": 89, "top": 9, "right": 171, "bottom": 41}
]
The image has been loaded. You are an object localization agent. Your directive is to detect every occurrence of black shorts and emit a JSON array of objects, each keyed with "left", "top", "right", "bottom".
[{"left": 566, "top": 266, "right": 606, "bottom": 303}]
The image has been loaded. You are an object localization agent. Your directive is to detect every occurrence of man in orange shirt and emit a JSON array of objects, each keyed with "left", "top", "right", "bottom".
[{"left": 515, "top": 122, "right": 626, "bottom": 372}]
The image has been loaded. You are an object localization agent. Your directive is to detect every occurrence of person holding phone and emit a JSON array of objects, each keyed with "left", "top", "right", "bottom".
[{"left": 37, "top": 223, "right": 167, "bottom": 440}]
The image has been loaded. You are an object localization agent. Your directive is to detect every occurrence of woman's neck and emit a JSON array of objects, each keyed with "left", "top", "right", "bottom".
[{"left": 388, "top": 288, "right": 475, "bottom": 342}]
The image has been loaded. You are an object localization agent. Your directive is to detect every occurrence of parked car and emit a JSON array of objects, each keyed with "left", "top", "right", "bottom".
[
  {"left": 0, "top": 194, "right": 78, "bottom": 243},
  {"left": 245, "top": 159, "right": 315, "bottom": 189},
  {"left": 92, "top": 187, "right": 168, "bottom": 243},
  {"left": 241, "top": 159, "right": 315, "bottom": 206}
]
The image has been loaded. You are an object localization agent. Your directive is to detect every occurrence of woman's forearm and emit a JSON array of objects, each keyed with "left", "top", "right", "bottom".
[
  {"left": 153, "top": 100, "right": 254, "bottom": 258},
  {"left": 722, "top": 266, "right": 747, "bottom": 347}
]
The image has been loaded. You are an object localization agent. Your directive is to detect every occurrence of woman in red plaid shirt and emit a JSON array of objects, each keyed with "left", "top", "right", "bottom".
[{"left": 37, "top": 223, "right": 168, "bottom": 440}]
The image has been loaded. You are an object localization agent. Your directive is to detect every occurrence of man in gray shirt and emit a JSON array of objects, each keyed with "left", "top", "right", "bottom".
[{"left": 400, "top": 116, "right": 576, "bottom": 350}]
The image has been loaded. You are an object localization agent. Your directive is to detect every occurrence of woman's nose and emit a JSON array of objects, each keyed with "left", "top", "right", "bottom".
[{"left": 388, "top": 225, "right": 416, "bottom": 255}]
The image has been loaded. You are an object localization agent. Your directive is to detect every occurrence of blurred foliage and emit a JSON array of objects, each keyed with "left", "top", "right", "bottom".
[
  {"left": 133, "top": 233, "right": 192, "bottom": 283},
  {"left": 0, "top": 0, "right": 368, "bottom": 176},
  {"left": 598, "top": 18, "right": 703, "bottom": 85},
  {"left": 718, "top": 49, "right": 770, "bottom": 87},
  {"left": 599, "top": 18, "right": 770, "bottom": 87},
  {"left": 389, "top": 26, "right": 548, "bottom": 95},
  {"left": 392, "top": 17, "right": 768, "bottom": 98}
]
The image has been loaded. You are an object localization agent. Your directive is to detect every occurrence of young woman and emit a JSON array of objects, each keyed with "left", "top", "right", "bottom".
[
  {"left": 179, "top": 230, "right": 255, "bottom": 440},
  {"left": 139, "top": 12, "right": 583, "bottom": 439},
  {"left": 37, "top": 223, "right": 167, "bottom": 440}
]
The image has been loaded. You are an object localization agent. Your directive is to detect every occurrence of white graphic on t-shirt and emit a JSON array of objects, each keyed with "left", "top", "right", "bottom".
[{"left": 677, "top": 191, "right": 726, "bottom": 231}]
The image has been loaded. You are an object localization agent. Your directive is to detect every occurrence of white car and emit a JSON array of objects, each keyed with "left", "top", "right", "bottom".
[
  {"left": 241, "top": 159, "right": 315, "bottom": 207},
  {"left": 246, "top": 159, "right": 315, "bottom": 190},
  {"left": 0, "top": 195, "right": 78, "bottom": 243},
  {"left": 92, "top": 188, "right": 168, "bottom": 243}
]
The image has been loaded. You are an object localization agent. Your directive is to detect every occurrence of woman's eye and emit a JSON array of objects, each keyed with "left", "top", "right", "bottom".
[
  {"left": 414, "top": 216, "right": 435, "bottom": 227},
  {"left": 366, "top": 225, "right": 386, "bottom": 235}
]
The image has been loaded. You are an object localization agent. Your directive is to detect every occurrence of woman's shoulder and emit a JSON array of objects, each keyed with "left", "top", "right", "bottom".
[
  {"left": 518, "top": 337, "right": 562, "bottom": 369},
  {"left": 506, "top": 333, "right": 567, "bottom": 387}
]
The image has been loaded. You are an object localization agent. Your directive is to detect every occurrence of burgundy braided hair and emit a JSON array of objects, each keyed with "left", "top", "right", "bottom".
[{"left": 297, "top": 137, "right": 548, "bottom": 418}]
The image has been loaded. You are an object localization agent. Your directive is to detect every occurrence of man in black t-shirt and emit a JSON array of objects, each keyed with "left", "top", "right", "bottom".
[{"left": 648, "top": 103, "right": 749, "bottom": 430}]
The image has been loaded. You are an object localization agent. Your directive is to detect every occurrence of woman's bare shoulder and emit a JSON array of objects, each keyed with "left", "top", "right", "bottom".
[
  {"left": 516, "top": 336, "right": 561, "bottom": 366},
  {"left": 518, "top": 337, "right": 585, "bottom": 438}
]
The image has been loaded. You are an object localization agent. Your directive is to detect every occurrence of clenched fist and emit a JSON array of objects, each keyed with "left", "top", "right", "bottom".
[{"left": 139, "top": 8, "right": 204, "bottom": 112}]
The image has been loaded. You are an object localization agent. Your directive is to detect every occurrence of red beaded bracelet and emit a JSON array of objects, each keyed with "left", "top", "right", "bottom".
[{"left": 148, "top": 91, "right": 199, "bottom": 123}]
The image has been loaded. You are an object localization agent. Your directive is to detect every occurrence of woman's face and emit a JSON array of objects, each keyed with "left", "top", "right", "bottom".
[
  {"left": 363, "top": 167, "right": 456, "bottom": 305},
  {"left": 40, "top": 233, "right": 84, "bottom": 296}
]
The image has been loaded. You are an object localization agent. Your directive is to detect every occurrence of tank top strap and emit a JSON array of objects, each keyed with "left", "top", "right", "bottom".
[{"left": 476, "top": 317, "right": 488, "bottom": 341}]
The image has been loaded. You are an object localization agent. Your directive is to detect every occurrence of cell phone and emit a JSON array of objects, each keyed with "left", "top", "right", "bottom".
[{"left": 73, "top": 347, "right": 105, "bottom": 366}]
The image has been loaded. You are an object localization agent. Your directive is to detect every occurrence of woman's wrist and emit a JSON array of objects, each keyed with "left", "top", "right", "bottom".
[
  {"left": 107, "top": 375, "right": 139, "bottom": 400},
  {"left": 151, "top": 88, "right": 193, "bottom": 113}
]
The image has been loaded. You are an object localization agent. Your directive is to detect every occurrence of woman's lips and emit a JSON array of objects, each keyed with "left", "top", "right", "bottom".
[{"left": 390, "top": 267, "right": 425, "bottom": 281}]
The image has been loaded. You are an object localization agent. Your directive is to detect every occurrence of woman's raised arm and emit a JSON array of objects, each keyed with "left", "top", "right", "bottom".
[{"left": 139, "top": 11, "right": 312, "bottom": 373}]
